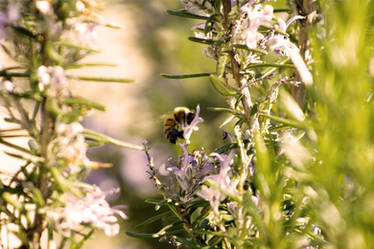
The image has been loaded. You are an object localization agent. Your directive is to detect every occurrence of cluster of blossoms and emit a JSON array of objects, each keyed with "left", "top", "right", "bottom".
[
  {"left": 0, "top": 0, "right": 128, "bottom": 247},
  {"left": 184, "top": 0, "right": 313, "bottom": 85},
  {"left": 37, "top": 65, "right": 69, "bottom": 95},
  {"left": 49, "top": 186, "right": 127, "bottom": 236},
  {"left": 49, "top": 122, "right": 89, "bottom": 174},
  {"left": 155, "top": 108, "right": 244, "bottom": 225},
  {"left": 0, "top": 0, "right": 102, "bottom": 59},
  {"left": 232, "top": 3, "right": 273, "bottom": 49},
  {"left": 195, "top": 132, "right": 239, "bottom": 220}
]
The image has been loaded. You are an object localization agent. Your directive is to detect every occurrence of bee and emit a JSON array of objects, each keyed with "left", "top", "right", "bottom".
[{"left": 164, "top": 107, "right": 195, "bottom": 144}]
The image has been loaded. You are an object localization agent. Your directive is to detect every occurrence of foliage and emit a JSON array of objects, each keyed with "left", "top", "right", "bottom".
[
  {"left": 0, "top": 0, "right": 374, "bottom": 248},
  {"left": 128, "top": 0, "right": 374, "bottom": 249},
  {"left": 0, "top": 1, "right": 141, "bottom": 248}
]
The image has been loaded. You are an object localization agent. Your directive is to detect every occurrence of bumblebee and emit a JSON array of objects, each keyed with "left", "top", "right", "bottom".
[{"left": 164, "top": 107, "right": 195, "bottom": 144}]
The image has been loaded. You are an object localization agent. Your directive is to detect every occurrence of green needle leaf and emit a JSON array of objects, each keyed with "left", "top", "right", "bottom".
[
  {"left": 62, "top": 98, "right": 106, "bottom": 111},
  {"left": 125, "top": 232, "right": 155, "bottom": 238},
  {"left": 171, "top": 236, "right": 201, "bottom": 248},
  {"left": 247, "top": 63, "right": 294, "bottom": 69},
  {"left": 209, "top": 75, "right": 238, "bottom": 96},
  {"left": 64, "top": 63, "right": 118, "bottom": 70},
  {"left": 167, "top": 9, "right": 209, "bottom": 20},
  {"left": 0, "top": 139, "right": 34, "bottom": 155},
  {"left": 126, "top": 229, "right": 184, "bottom": 239},
  {"left": 68, "top": 76, "right": 134, "bottom": 83},
  {"left": 259, "top": 113, "right": 305, "bottom": 129},
  {"left": 188, "top": 37, "right": 222, "bottom": 45},
  {"left": 135, "top": 211, "right": 173, "bottom": 228},
  {"left": 161, "top": 72, "right": 213, "bottom": 79},
  {"left": 83, "top": 129, "right": 143, "bottom": 151},
  {"left": 207, "top": 107, "right": 243, "bottom": 118},
  {"left": 55, "top": 42, "right": 101, "bottom": 53},
  {"left": 11, "top": 26, "right": 36, "bottom": 39}
]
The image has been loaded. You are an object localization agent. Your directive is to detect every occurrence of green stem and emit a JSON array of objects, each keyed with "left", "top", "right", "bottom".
[{"left": 32, "top": 99, "right": 55, "bottom": 249}]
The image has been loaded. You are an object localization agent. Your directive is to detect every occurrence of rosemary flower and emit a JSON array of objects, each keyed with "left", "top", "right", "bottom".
[
  {"left": 166, "top": 143, "right": 216, "bottom": 200},
  {"left": 35, "top": 0, "right": 53, "bottom": 16},
  {"left": 267, "top": 17, "right": 313, "bottom": 85},
  {"left": 0, "top": 80, "right": 15, "bottom": 92},
  {"left": 37, "top": 65, "right": 68, "bottom": 95},
  {"left": 52, "top": 186, "right": 127, "bottom": 236},
  {"left": 239, "top": 3, "right": 273, "bottom": 49},
  {"left": 197, "top": 132, "right": 238, "bottom": 217}
]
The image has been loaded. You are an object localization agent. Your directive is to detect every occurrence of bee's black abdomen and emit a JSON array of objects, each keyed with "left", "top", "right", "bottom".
[{"left": 166, "top": 128, "right": 181, "bottom": 144}]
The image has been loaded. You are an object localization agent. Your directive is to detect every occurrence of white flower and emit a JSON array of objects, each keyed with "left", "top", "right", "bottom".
[
  {"left": 76, "top": 1, "right": 86, "bottom": 12},
  {"left": 37, "top": 65, "right": 68, "bottom": 94},
  {"left": 74, "top": 22, "right": 99, "bottom": 47},
  {"left": 1, "top": 80, "right": 15, "bottom": 92},
  {"left": 54, "top": 186, "right": 127, "bottom": 236},
  {"left": 37, "top": 65, "right": 51, "bottom": 87},
  {"left": 52, "top": 122, "right": 90, "bottom": 173},
  {"left": 35, "top": 0, "right": 53, "bottom": 16}
]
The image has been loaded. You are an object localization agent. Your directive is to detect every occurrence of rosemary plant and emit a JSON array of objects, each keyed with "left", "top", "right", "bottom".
[
  {"left": 129, "top": 0, "right": 374, "bottom": 249},
  {"left": 0, "top": 1, "right": 141, "bottom": 248}
]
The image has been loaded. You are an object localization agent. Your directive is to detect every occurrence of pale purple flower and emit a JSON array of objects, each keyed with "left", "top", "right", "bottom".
[
  {"left": 74, "top": 22, "right": 98, "bottom": 46},
  {"left": 197, "top": 133, "right": 238, "bottom": 215},
  {"left": 60, "top": 186, "right": 126, "bottom": 236},
  {"left": 181, "top": 105, "right": 204, "bottom": 144},
  {"left": 267, "top": 17, "right": 313, "bottom": 85},
  {"left": 6, "top": 3, "right": 20, "bottom": 24},
  {"left": 167, "top": 143, "right": 215, "bottom": 194},
  {"left": 240, "top": 4, "right": 273, "bottom": 31},
  {"left": 0, "top": 3, "right": 21, "bottom": 39},
  {"left": 239, "top": 3, "right": 274, "bottom": 49}
]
